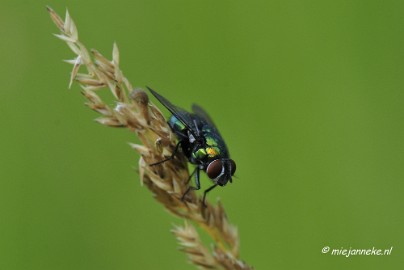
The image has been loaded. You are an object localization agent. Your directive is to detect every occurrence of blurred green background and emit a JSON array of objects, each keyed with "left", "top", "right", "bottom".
[{"left": 1, "top": 0, "right": 403, "bottom": 269}]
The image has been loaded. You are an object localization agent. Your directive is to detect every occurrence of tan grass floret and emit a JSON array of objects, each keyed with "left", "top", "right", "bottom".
[{"left": 47, "top": 7, "right": 253, "bottom": 270}]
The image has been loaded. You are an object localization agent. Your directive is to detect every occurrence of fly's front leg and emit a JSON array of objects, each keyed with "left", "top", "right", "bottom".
[
  {"left": 150, "top": 141, "right": 181, "bottom": 166},
  {"left": 181, "top": 167, "right": 201, "bottom": 201},
  {"left": 202, "top": 184, "right": 218, "bottom": 207}
]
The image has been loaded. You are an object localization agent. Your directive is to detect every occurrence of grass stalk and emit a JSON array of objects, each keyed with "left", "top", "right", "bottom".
[{"left": 47, "top": 7, "right": 253, "bottom": 269}]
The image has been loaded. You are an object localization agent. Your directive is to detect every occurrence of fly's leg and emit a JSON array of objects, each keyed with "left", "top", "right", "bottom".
[
  {"left": 193, "top": 119, "right": 200, "bottom": 136},
  {"left": 185, "top": 167, "right": 197, "bottom": 185},
  {"left": 202, "top": 184, "right": 218, "bottom": 207},
  {"left": 150, "top": 141, "right": 181, "bottom": 166},
  {"left": 181, "top": 167, "right": 200, "bottom": 201}
]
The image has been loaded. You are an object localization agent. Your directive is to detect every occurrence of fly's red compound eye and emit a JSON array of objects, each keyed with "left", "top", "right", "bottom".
[
  {"left": 206, "top": 159, "right": 223, "bottom": 179},
  {"left": 229, "top": 159, "right": 236, "bottom": 175}
]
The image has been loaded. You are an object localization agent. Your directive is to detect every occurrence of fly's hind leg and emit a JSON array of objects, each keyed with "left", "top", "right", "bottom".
[{"left": 149, "top": 141, "right": 182, "bottom": 166}]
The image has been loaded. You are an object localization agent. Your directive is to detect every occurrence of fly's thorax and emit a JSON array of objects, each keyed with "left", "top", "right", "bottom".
[
  {"left": 205, "top": 136, "right": 217, "bottom": 147},
  {"left": 191, "top": 146, "right": 221, "bottom": 161},
  {"left": 189, "top": 131, "right": 224, "bottom": 162}
]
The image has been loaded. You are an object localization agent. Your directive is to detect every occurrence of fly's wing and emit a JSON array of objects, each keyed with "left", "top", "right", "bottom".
[
  {"left": 192, "top": 104, "right": 217, "bottom": 129},
  {"left": 147, "top": 87, "right": 199, "bottom": 137},
  {"left": 192, "top": 104, "right": 229, "bottom": 153}
]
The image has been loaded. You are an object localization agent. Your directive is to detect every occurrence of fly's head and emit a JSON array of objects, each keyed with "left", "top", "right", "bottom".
[{"left": 206, "top": 159, "right": 236, "bottom": 186}]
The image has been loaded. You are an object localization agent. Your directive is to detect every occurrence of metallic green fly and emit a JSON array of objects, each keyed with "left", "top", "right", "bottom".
[{"left": 147, "top": 87, "right": 236, "bottom": 205}]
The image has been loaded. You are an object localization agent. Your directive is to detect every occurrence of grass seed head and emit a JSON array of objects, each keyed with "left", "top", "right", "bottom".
[{"left": 48, "top": 6, "right": 253, "bottom": 270}]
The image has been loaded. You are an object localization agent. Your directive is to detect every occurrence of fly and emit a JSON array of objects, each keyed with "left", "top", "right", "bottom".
[{"left": 147, "top": 87, "right": 236, "bottom": 206}]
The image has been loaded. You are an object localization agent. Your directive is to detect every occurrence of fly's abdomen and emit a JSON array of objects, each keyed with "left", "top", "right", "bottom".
[
  {"left": 168, "top": 115, "right": 192, "bottom": 158},
  {"left": 168, "top": 115, "right": 187, "bottom": 136}
]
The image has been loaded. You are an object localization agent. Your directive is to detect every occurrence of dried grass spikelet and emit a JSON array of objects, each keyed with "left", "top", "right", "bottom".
[{"left": 47, "top": 7, "right": 253, "bottom": 270}]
